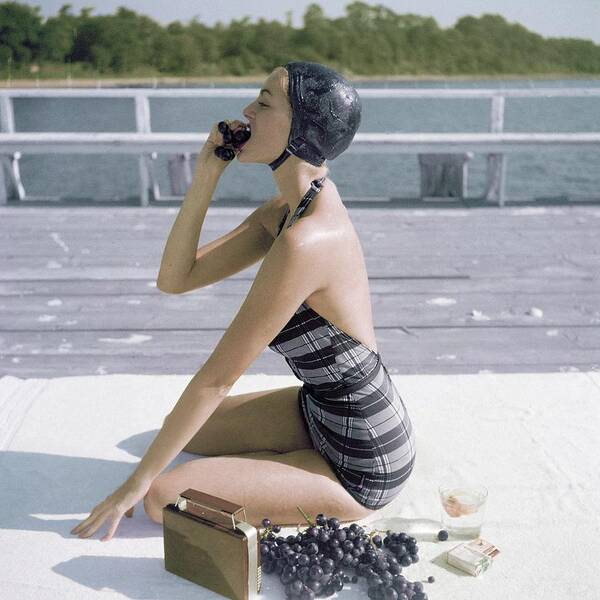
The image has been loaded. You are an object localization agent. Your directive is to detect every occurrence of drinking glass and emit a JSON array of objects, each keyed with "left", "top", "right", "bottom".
[{"left": 438, "top": 483, "right": 488, "bottom": 539}]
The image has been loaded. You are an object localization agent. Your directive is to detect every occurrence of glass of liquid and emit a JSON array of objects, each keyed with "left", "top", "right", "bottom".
[{"left": 438, "top": 483, "right": 488, "bottom": 539}]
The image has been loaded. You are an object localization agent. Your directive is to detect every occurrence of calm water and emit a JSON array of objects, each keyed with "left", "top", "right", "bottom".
[{"left": 11, "top": 78, "right": 600, "bottom": 203}]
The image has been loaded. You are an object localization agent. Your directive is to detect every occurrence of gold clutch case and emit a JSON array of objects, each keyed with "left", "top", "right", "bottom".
[{"left": 163, "top": 488, "right": 262, "bottom": 600}]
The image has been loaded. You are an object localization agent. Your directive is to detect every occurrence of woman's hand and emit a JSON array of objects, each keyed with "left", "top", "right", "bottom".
[
  {"left": 196, "top": 119, "right": 246, "bottom": 174},
  {"left": 70, "top": 476, "right": 152, "bottom": 542}
]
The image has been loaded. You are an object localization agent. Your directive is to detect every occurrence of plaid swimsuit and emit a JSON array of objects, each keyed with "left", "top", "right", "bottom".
[{"left": 268, "top": 177, "right": 417, "bottom": 510}]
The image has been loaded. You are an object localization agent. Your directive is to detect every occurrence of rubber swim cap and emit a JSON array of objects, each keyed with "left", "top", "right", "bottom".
[{"left": 269, "top": 61, "right": 362, "bottom": 171}]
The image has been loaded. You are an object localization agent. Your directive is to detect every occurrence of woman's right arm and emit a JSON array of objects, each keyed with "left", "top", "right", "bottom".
[
  {"left": 157, "top": 119, "right": 259, "bottom": 293},
  {"left": 156, "top": 163, "right": 223, "bottom": 294}
]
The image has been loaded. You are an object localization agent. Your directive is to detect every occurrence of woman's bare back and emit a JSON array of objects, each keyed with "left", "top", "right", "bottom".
[{"left": 264, "top": 181, "right": 378, "bottom": 355}]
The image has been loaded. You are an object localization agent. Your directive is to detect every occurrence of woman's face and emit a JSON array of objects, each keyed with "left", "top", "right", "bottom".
[{"left": 239, "top": 67, "right": 291, "bottom": 164}]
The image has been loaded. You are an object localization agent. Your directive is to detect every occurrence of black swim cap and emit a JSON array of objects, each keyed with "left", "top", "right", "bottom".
[{"left": 269, "top": 61, "right": 362, "bottom": 171}]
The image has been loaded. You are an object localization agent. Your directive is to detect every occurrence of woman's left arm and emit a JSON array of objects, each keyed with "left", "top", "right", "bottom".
[
  {"left": 71, "top": 226, "right": 324, "bottom": 541},
  {"left": 70, "top": 376, "right": 230, "bottom": 542}
]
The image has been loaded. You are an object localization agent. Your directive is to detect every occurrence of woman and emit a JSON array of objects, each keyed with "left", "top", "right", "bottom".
[{"left": 70, "top": 62, "right": 416, "bottom": 542}]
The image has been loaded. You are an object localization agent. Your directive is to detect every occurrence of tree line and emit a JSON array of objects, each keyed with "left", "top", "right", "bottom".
[{"left": 1, "top": 1, "right": 599, "bottom": 78}]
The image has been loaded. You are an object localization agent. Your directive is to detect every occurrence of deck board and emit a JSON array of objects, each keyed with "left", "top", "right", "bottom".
[{"left": 1, "top": 205, "right": 599, "bottom": 376}]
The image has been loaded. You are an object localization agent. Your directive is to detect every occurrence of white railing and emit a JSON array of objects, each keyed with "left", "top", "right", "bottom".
[{"left": 1, "top": 87, "right": 599, "bottom": 207}]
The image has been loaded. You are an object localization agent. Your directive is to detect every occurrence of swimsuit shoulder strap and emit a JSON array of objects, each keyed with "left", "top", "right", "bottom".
[{"left": 287, "top": 176, "right": 327, "bottom": 228}]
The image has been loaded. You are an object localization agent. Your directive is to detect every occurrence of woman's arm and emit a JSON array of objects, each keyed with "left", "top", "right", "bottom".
[
  {"left": 129, "top": 372, "right": 231, "bottom": 485},
  {"left": 156, "top": 164, "right": 222, "bottom": 293},
  {"left": 156, "top": 119, "right": 246, "bottom": 293}
]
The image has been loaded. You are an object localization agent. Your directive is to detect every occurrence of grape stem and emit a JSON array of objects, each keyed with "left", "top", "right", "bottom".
[{"left": 296, "top": 505, "right": 315, "bottom": 527}]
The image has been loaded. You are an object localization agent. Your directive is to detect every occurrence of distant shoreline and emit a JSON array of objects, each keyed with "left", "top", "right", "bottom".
[{"left": 1, "top": 72, "right": 599, "bottom": 88}]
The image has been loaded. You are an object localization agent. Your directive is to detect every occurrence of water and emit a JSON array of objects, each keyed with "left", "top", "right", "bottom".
[
  {"left": 439, "top": 486, "right": 488, "bottom": 539},
  {"left": 10, "top": 78, "right": 600, "bottom": 203}
]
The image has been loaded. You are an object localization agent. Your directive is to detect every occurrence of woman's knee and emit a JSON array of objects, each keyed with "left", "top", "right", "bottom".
[{"left": 143, "top": 479, "right": 171, "bottom": 524}]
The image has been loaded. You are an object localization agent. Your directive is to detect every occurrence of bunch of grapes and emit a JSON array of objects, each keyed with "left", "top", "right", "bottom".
[
  {"left": 214, "top": 120, "right": 251, "bottom": 161},
  {"left": 257, "top": 507, "right": 439, "bottom": 599}
]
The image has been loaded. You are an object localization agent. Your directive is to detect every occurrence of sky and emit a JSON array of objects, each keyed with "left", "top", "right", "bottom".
[{"left": 23, "top": 0, "right": 600, "bottom": 44}]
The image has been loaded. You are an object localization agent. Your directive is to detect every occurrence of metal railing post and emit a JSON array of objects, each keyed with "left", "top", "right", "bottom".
[
  {"left": 134, "top": 93, "right": 160, "bottom": 206},
  {"left": 484, "top": 94, "right": 507, "bottom": 207},
  {"left": 0, "top": 94, "right": 26, "bottom": 204}
]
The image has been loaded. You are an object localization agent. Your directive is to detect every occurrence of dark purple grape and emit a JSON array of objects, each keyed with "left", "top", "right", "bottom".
[
  {"left": 400, "top": 554, "right": 412, "bottom": 567},
  {"left": 232, "top": 127, "right": 251, "bottom": 145},
  {"left": 214, "top": 146, "right": 235, "bottom": 161},
  {"left": 375, "top": 556, "right": 388, "bottom": 571},
  {"left": 280, "top": 567, "right": 296, "bottom": 584},
  {"left": 306, "top": 579, "right": 323, "bottom": 594},
  {"left": 306, "top": 542, "right": 319, "bottom": 555},
  {"left": 437, "top": 529, "right": 448, "bottom": 541},
  {"left": 261, "top": 559, "right": 274, "bottom": 573},
  {"left": 318, "top": 529, "right": 330, "bottom": 543},
  {"left": 307, "top": 526, "right": 319, "bottom": 538},
  {"left": 297, "top": 554, "right": 310, "bottom": 567},
  {"left": 261, "top": 518, "right": 271, "bottom": 528},
  {"left": 300, "top": 587, "right": 315, "bottom": 600},
  {"left": 427, "top": 575, "right": 435, "bottom": 583},
  {"left": 342, "top": 552, "right": 354, "bottom": 566},
  {"left": 395, "top": 543, "right": 407, "bottom": 555},
  {"left": 331, "top": 547, "right": 344, "bottom": 562},
  {"left": 384, "top": 586, "right": 399, "bottom": 599},
  {"left": 333, "top": 576, "right": 344, "bottom": 592},
  {"left": 334, "top": 528, "right": 347, "bottom": 542},
  {"left": 321, "top": 557, "right": 335, "bottom": 573}
]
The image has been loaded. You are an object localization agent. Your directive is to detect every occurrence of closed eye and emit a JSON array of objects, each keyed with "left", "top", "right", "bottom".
[{"left": 258, "top": 102, "right": 268, "bottom": 107}]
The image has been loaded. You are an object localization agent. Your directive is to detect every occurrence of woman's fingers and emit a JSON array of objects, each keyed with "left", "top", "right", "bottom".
[
  {"left": 71, "top": 511, "right": 95, "bottom": 534},
  {"left": 101, "top": 515, "right": 123, "bottom": 542},
  {"left": 71, "top": 500, "right": 105, "bottom": 534},
  {"left": 75, "top": 512, "right": 106, "bottom": 538}
]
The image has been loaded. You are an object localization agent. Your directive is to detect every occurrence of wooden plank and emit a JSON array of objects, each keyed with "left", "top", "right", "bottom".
[
  {"left": 0, "top": 205, "right": 599, "bottom": 376},
  {"left": 1, "top": 327, "right": 597, "bottom": 377},
  {"left": 0, "top": 254, "right": 598, "bottom": 279},
  {"left": 0, "top": 276, "right": 597, "bottom": 296},
  {"left": 0, "top": 290, "right": 598, "bottom": 329}
]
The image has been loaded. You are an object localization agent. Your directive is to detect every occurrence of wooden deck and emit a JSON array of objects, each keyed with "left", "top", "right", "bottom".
[{"left": 1, "top": 203, "right": 599, "bottom": 377}]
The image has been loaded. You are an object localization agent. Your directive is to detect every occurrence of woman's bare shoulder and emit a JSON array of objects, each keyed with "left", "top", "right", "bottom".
[{"left": 251, "top": 194, "right": 287, "bottom": 239}]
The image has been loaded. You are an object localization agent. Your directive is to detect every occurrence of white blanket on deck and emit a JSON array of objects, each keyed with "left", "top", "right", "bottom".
[{"left": 1, "top": 370, "right": 599, "bottom": 599}]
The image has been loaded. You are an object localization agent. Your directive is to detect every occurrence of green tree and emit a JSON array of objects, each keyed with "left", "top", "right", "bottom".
[{"left": 0, "top": 1, "right": 43, "bottom": 63}]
